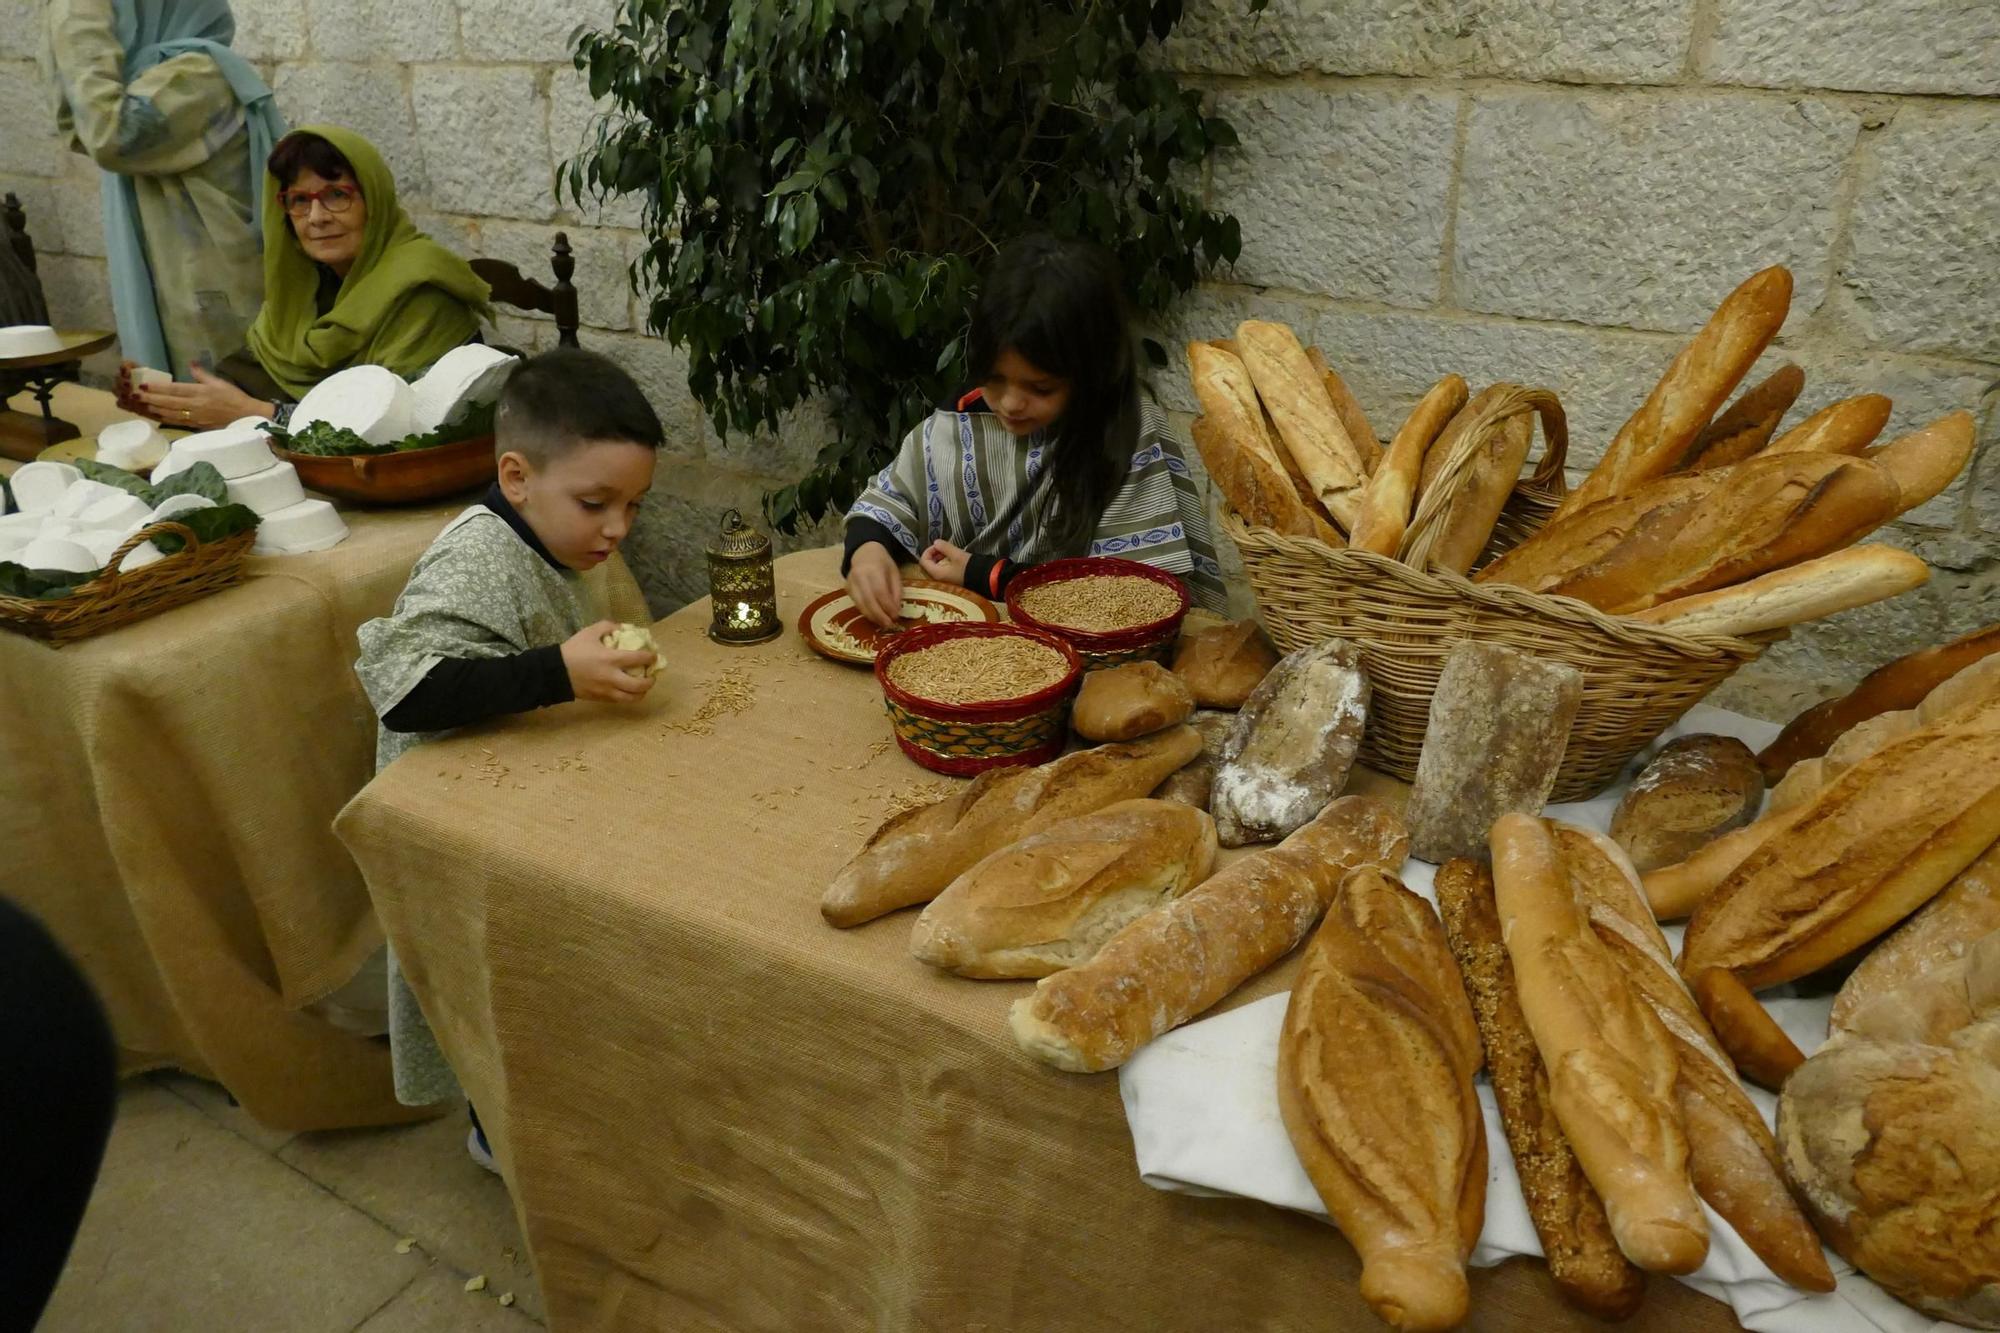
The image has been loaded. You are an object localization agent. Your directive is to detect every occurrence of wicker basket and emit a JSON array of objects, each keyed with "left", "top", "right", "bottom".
[
  {"left": 874, "top": 622, "right": 1084, "bottom": 776},
  {"left": 0, "top": 520, "right": 256, "bottom": 646},
  {"left": 1225, "top": 385, "right": 1768, "bottom": 802},
  {"left": 1005, "top": 556, "right": 1192, "bottom": 668}
]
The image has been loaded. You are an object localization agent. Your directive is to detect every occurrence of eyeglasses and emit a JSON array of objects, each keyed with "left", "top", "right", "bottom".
[{"left": 279, "top": 185, "right": 361, "bottom": 218}]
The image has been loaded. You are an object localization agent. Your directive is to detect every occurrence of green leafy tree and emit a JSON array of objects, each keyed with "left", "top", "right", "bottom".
[{"left": 565, "top": 0, "right": 1250, "bottom": 532}]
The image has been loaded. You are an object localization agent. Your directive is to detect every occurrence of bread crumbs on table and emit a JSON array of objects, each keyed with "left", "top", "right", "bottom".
[{"left": 464, "top": 1275, "right": 487, "bottom": 1293}]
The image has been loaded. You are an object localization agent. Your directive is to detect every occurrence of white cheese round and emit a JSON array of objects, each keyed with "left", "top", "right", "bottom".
[
  {"left": 225, "top": 461, "right": 305, "bottom": 516},
  {"left": 176, "top": 426, "right": 279, "bottom": 480},
  {"left": 0, "top": 324, "right": 64, "bottom": 357},
  {"left": 150, "top": 493, "right": 217, "bottom": 522},
  {"left": 96, "top": 419, "right": 171, "bottom": 471},
  {"left": 54, "top": 479, "right": 133, "bottom": 519},
  {"left": 19, "top": 535, "right": 100, "bottom": 574},
  {"left": 9, "top": 461, "right": 82, "bottom": 514},
  {"left": 292, "top": 365, "right": 417, "bottom": 446},
  {"left": 77, "top": 493, "right": 156, "bottom": 533},
  {"left": 252, "top": 498, "right": 349, "bottom": 554},
  {"left": 410, "top": 345, "right": 517, "bottom": 434}
]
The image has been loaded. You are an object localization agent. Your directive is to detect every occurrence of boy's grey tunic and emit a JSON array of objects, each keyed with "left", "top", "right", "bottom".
[{"left": 354, "top": 505, "right": 603, "bottom": 1105}]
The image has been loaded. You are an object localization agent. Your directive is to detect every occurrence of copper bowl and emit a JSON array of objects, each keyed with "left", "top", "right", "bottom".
[{"left": 274, "top": 433, "right": 496, "bottom": 505}]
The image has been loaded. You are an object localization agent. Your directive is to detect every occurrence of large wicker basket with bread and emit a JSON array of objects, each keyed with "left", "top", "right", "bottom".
[{"left": 1226, "top": 386, "right": 1768, "bottom": 802}]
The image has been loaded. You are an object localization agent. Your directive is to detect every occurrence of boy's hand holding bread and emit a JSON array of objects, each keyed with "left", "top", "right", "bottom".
[{"left": 564, "top": 619, "right": 659, "bottom": 702}]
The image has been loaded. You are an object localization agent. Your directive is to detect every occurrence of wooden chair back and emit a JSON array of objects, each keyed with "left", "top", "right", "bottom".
[{"left": 470, "top": 231, "right": 581, "bottom": 347}]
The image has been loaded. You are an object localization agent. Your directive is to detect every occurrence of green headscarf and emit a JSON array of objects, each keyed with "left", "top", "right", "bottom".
[{"left": 245, "top": 124, "right": 490, "bottom": 399}]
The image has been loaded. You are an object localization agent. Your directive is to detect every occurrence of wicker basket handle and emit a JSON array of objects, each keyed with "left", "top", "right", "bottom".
[
  {"left": 89, "top": 520, "right": 199, "bottom": 589},
  {"left": 1398, "top": 385, "right": 1568, "bottom": 569}
]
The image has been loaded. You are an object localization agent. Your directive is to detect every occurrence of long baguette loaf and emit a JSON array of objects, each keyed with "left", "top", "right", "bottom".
[
  {"left": 1189, "top": 344, "right": 1342, "bottom": 542},
  {"left": 1008, "top": 795, "right": 1408, "bottom": 1072},
  {"left": 908, "top": 799, "right": 1217, "bottom": 978},
  {"left": 1347, "top": 375, "right": 1467, "bottom": 557},
  {"left": 1678, "top": 363, "right": 1805, "bottom": 471},
  {"left": 1680, "top": 713, "right": 2000, "bottom": 988},
  {"left": 1310, "top": 351, "right": 1385, "bottom": 474},
  {"left": 1757, "top": 621, "right": 2000, "bottom": 781},
  {"left": 1829, "top": 840, "right": 2000, "bottom": 1036},
  {"left": 1642, "top": 802, "right": 1813, "bottom": 921},
  {"left": 1868, "top": 410, "right": 1977, "bottom": 517},
  {"left": 1628, "top": 545, "right": 1929, "bottom": 638},
  {"left": 822, "top": 727, "right": 1203, "bottom": 926},
  {"left": 1238, "top": 321, "right": 1370, "bottom": 531},
  {"left": 1425, "top": 406, "right": 1536, "bottom": 577},
  {"left": 1762, "top": 393, "right": 1892, "bottom": 457},
  {"left": 1278, "top": 867, "right": 1487, "bottom": 1333},
  {"left": 1557, "top": 825, "right": 1833, "bottom": 1291},
  {"left": 1559, "top": 266, "right": 1793, "bottom": 516},
  {"left": 1433, "top": 859, "right": 1646, "bottom": 1319},
  {"left": 1475, "top": 468, "right": 1730, "bottom": 592},
  {"left": 1489, "top": 813, "right": 1708, "bottom": 1274},
  {"left": 1690, "top": 967, "right": 1806, "bottom": 1091}
]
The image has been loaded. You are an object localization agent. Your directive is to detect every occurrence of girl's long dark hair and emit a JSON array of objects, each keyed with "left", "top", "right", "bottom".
[{"left": 967, "top": 235, "right": 1138, "bottom": 557}]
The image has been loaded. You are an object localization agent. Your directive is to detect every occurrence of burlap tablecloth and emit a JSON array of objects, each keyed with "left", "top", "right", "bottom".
[
  {"left": 335, "top": 547, "right": 1743, "bottom": 1332},
  {"left": 2, "top": 387, "right": 646, "bottom": 1132}
]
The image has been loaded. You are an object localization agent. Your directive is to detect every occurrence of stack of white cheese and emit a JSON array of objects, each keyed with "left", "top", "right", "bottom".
[
  {"left": 0, "top": 460, "right": 187, "bottom": 574},
  {"left": 151, "top": 422, "right": 349, "bottom": 555},
  {"left": 289, "top": 345, "right": 518, "bottom": 446}
]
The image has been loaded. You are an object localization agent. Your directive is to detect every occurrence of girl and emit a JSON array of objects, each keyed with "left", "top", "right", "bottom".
[{"left": 843, "top": 235, "right": 1228, "bottom": 625}]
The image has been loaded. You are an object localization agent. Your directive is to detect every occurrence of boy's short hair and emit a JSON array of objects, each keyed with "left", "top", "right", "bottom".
[{"left": 495, "top": 348, "right": 665, "bottom": 463}]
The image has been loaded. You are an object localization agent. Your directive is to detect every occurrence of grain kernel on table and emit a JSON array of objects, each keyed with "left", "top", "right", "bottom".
[
  {"left": 885, "top": 637, "right": 1068, "bottom": 704},
  {"left": 1017, "top": 575, "right": 1178, "bottom": 632}
]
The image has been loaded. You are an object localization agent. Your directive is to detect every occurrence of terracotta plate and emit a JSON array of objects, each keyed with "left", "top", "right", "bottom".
[{"left": 797, "top": 580, "right": 1000, "bottom": 666}]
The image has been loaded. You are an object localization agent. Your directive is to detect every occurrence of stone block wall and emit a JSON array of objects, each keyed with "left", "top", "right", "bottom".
[{"left": 4, "top": 0, "right": 1996, "bottom": 707}]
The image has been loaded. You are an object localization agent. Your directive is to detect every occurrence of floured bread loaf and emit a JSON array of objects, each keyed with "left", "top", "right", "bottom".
[
  {"left": 1406, "top": 641, "right": 1582, "bottom": 864},
  {"left": 601, "top": 622, "right": 664, "bottom": 676},
  {"left": 1151, "top": 709, "right": 1235, "bottom": 811},
  {"left": 1209, "top": 638, "right": 1369, "bottom": 847},
  {"left": 293, "top": 364, "right": 417, "bottom": 446}
]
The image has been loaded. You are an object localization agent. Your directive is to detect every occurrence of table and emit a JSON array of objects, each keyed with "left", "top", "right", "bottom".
[
  {"left": 335, "top": 547, "right": 1744, "bottom": 1332},
  {"left": 2, "top": 386, "right": 648, "bottom": 1132},
  {"left": 0, "top": 329, "right": 116, "bottom": 458}
]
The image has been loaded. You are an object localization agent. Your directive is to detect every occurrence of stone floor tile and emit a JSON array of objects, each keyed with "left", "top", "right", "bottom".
[
  {"left": 151, "top": 1070, "right": 298, "bottom": 1153},
  {"left": 37, "top": 1085, "right": 422, "bottom": 1333}
]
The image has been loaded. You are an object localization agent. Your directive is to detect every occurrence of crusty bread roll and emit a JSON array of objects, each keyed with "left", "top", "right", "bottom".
[
  {"left": 1170, "top": 617, "right": 1278, "bottom": 709},
  {"left": 1628, "top": 544, "right": 1929, "bottom": 638},
  {"left": 1609, "top": 734, "right": 1764, "bottom": 872},
  {"left": 1433, "top": 859, "right": 1647, "bottom": 1319},
  {"left": 1680, "top": 710, "right": 2000, "bottom": 988},
  {"left": 1559, "top": 266, "right": 1793, "bottom": 516},
  {"left": 1677, "top": 362, "right": 1805, "bottom": 471},
  {"left": 1761, "top": 393, "right": 1893, "bottom": 457},
  {"left": 1211, "top": 638, "right": 1370, "bottom": 847},
  {"left": 822, "top": 727, "right": 1203, "bottom": 927},
  {"left": 1279, "top": 867, "right": 1487, "bottom": 1333},
  {"left": 1306, "top": 345, "right": 1383, "bottom": 474},
  {"left": 1829, "top": 840, "right": 2000, "bottom": 1036},
  {"left": 1346, "top": 374, "right": 1467, "bottom": 557},
  {"left": 1557, "top": 825, "right": 1832, "bottom": 1291},
  {"left": 1237, "top": 321, "right": 1370, "bottom": 531},
  {"left": 1009, "top": 795, "right": 1408, "bottom": 1073},
  {"left": 1916, "top": 652, "right": 2000, "bottom": 724},
  {"left": 909, "top": 799, "right": 1217, "bottom": 978},
  {"left": 1423, "top": 403, "right": 1536, "bottom": 576},
  {"left": 1071, "top": 661, "right": 1195, "bottom": 742},
  {"left": 1758, "top": 621, "right": 2000, "bottom": 781},
  {"left": 1489, "top": 813, "right": 1708, "bottom": 1275},
  {"left": 1868, "top": 409, "right": 1978, "bottom": 517},
  {"left": 1689, "top": 967, "right": 1806, "bottom": 1091}
]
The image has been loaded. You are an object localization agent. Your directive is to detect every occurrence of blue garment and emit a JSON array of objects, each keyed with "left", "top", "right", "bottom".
[{"left": 98, "top": 0, "right": 286, "bottom": 373}]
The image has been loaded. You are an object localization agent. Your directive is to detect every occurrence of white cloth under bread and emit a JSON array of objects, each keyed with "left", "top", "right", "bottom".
[{"left": 1119, "top": 705, "right": 1953, "bottom": 1333}]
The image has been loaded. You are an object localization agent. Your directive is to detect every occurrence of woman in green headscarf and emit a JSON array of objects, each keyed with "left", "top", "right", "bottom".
[{"left": 133, "top": 124, "right": 491, "bottom": 429}]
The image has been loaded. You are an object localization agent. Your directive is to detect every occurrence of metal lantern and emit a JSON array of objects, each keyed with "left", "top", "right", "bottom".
[{"left": 705, "top": 508, "right": 781, "bottom": 645}]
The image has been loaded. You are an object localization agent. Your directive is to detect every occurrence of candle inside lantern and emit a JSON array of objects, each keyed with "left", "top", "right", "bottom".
[{"left": 705, "top": 508, "right": 781, "bottom": 646}]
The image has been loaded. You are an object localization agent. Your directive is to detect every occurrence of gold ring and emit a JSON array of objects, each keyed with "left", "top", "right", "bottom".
[{"left": 183, "top": 410, "right": 192, "bottom": 421}]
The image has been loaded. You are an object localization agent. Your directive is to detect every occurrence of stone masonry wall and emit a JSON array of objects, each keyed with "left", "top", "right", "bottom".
[{"left": 3, "top": 0, "right": 1995, "bottom": 711}]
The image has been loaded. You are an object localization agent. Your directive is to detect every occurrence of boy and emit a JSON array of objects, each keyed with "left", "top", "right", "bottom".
[{"left": 354, "top": 347, "right": 663, "bottom": 1156}]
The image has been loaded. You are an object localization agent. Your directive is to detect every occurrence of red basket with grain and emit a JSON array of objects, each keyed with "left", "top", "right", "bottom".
[
  {"left": 1004, "top": 557, "right": 1192, "bottom": 668},
  {"left": 874, "top": 621, "right": 1084, "bottom": 776}
]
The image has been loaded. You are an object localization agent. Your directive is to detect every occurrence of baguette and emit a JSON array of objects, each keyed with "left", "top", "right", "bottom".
[
  {"left": 1628, "top": 545, "right": 1929, "bottom": 638},
  {"left": 1765, "top": 757, "right": 1824, "bottom": 814},
  {"left": 1009, "top": 795, "right": 1408, "bottom": 1072},
  {"left": 1347, "top": 375, "right": 1467, "bottom": 557},
  {"left": 1680, "top": 715, "right": 2000, "bottom": 988},
  {"left": 1559, "top": 266, "right": 1793, "bottom": 516},
  {"left": 1277, "top": 867, "right": 1486, "bottom": 1333},
  {"left": 1306, "top": 346, "right": 1385, "bottom": 474},
  {"left": 1867, "top": 409, "right": 1977, "bottom": 517},
  {"left": 1689, "top": 967, "right": 1806, "bottom": 1091},
  {"left": 1558, "top": 825, "right": 1833, "bottom": 1290},
  {"left": 1433, "top": 859, "right": 1646, "bottom": 1319},
  {"left": 822, "top": 727, "right": 1203, "bottom": 926},
  {"left": 1757, "top": 621, "right": 2000, "bottom": 781},
  {"left": 1829, "top": 840, "right": 2000, "bottom": 1036},
  {"left": 1475, "top": 468, "right": 1730, "bottom": 592},
  {"left": 1424, "top": 405, "right": 1536, "bottom": 576},
  {"left": 1762, "top": 393, "right": 1892, "bottom": 457},
  {"left": 909, "top": 799, "right": 1217, "bottom": 978},
  {"left": 1189, "top": 413, "right": 1339, "bottom": 544},
  {"left": 1489, "top": 813, "right": 1708, "bottom": 1275},
  {"left": 1237, "top": 321, "right": 1370, "bottom": 530},
  {"left": 1641, "top": 803, "right": 1811, "bottom": 921},
  {"left": 1678, "top": 363, "right": 1805, "bottom": 471}
]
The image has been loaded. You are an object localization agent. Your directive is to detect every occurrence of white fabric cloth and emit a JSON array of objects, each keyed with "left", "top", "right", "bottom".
[{"left": 1118, "top": 705, "right": 1954, "bottom": 1333}]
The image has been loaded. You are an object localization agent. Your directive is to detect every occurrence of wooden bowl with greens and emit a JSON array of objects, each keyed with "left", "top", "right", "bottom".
[{"left": 265, "top": 401, "right": 498, "bottom": 506}]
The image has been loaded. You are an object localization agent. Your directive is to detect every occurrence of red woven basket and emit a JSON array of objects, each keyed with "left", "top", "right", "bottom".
[
  {"left": 874, "top": 621, "right": 1083, "bottom": 776},
  {"left": 1005, "top": 556, "right": 1192, "bottom": 669}
]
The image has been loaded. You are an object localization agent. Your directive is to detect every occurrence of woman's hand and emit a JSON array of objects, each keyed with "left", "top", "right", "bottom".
[
  {"left": 131, "top": 365, "right": 275, "bottom": 431},
  {"left": 847, "top": 541, "right": 903, "bottom": 628},
  {"left": 919, "top": 539, "right": 971, "bottom": 586},
  {"left": 562, "top": 621, "right": 658, "bottom": 703}
]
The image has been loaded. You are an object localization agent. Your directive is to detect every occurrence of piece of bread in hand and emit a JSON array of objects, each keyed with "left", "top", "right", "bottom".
[
  {"left": 909, "top": 799, "right": 1217, "bottom": 978},
  {"left": 1677, "top": 362, "right": 1806, "bottom": 471},
  {"left": 1278, "top": 867, "right": 1487, "bottom": 1333},
  {"left": 1347, "top": 374, "right": 1467, "bottom": 558},
  {"left": 1171, "top": 617, "right": 1279, "bottom": 709},
  {"left": 1071, "top": 661, "right": 1195, "bottom": 742}
]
